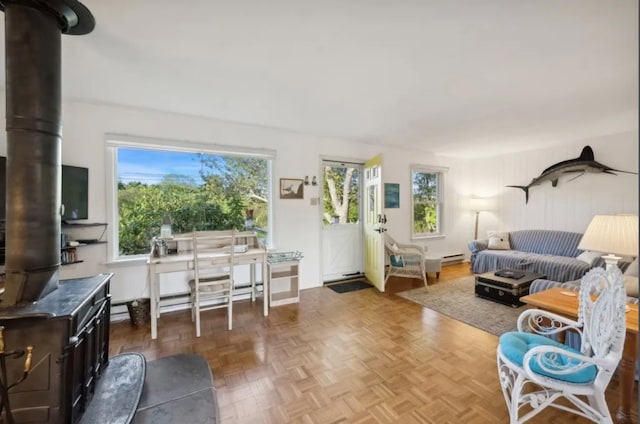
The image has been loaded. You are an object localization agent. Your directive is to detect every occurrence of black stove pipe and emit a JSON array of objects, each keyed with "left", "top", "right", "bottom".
[{"left": 0, "top": 0, "right": 94, "bottom": 306}]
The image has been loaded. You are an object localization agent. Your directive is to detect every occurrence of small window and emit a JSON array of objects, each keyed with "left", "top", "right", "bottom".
[{"left": 411, "top": 166, "right": 445, "bottom": 238}]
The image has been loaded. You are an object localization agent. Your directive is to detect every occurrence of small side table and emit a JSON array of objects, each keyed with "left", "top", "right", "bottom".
[
  {"left": 424, "top": 256, "right": 442, "bottom": 282},
  {"left": 267, "top": 251, "right": 303, "bottom": 307}
]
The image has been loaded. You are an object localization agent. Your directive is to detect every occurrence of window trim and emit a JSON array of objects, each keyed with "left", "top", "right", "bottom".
[
  {"left": 410, "top": 164, "right": 448, "bottom": 239},
  {"left": 105, "top": 133, "right": 275, "bottom": 262}
]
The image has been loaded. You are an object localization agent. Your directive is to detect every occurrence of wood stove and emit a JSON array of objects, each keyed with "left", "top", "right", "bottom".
[{"left": 0, "top": 274, "right": 112, "bottom": 423}]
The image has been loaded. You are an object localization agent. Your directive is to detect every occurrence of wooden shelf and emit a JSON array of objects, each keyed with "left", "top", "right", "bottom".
[
  {"left": 62, "top": 241, "right": 107, "bottom": 250},
  {"left": 62, "top": 222, "right": 107, "bottom": 228},
  {"left": 61, "top": 260, "right": 84, "bottom": 266},
  {"left": 268, "top": 261, "right": 300, "bottom": 307}
]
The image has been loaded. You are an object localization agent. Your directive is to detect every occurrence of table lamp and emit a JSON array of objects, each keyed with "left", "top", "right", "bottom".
[{"left": 577, "top": 214, "right": 639, "bottom": 269}]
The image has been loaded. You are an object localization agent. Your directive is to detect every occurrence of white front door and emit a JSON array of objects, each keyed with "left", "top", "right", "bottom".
[
  {"left": 363, "top": 155, "right": 385, "bottom": 291},
  {"left": 321, "top": 161, "right": 363, "bottom": 282}
]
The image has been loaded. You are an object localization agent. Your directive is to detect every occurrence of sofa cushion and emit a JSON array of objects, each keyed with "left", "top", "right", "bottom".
[
  {"left": 509, "top": 230, "right": 583, "bottom": 257},
  {"left": 576, "top": 250, "right": 604, "bottom": 267},
  {"left": 487, "top": 231, "right": 510, "bottom": 250},
  {"left": 473, "top": 250, "right": 591, "bottom": 282}
]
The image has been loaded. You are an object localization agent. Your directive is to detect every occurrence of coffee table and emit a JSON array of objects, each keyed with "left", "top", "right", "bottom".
[{"left": 474, "top": 269, "right": 546, "bottom": 307}]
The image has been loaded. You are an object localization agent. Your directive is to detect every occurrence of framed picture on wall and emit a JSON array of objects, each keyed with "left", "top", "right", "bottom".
[
  {"left": 280, "top": 178, "right": 304, "bottom": 199},
  {"left": 384, "top": 183, "right": 400, "bottom": 208}
]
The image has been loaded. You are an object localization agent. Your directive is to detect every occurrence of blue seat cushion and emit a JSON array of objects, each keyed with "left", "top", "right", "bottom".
[
  {"left": 390, "top": 255, "right": 421, "bottom": 267},
  {"left": 499, "top": 332, "right": 596, "bottom": 384}
]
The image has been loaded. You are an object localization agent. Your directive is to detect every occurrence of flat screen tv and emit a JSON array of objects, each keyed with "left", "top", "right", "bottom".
[
  {"left": 61, "top": 165, "right": 89, "bottom": 221},
  {"left": 0, "top": 159, "right": 89, "bottom": 265},
  {"left": 0, "top": 158, "right": 89, "bottom": 221}
]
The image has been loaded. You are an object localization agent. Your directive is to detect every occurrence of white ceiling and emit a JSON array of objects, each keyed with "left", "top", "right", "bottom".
[{"left": 2, "top": 0, "right": 638, "bottom": 158}]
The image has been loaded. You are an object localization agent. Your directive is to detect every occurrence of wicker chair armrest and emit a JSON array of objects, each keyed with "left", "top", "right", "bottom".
[
  {"left": 395, "top": 243, "right": 426, "bottom": 256},
  {"left": 523, "top": 344, "right": 607, "bottom": 382}
]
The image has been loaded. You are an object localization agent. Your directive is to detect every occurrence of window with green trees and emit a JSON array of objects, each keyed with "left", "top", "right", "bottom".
[
  {"left": 322, "top": 163, "right": 360, "bottom": 225},
  {"left": 411, "top": 167, "right": 444, "bottom": 237},
  {"left": 113, "top": 145, "right": 271, "bottom": 257}
]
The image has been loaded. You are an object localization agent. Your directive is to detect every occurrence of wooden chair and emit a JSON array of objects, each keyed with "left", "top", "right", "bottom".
[
  {"left": 188, "top": 230, "right": 236, "bottom": 337},
  {"left": 496, "top": 266, "right": 627, "bottom": 423},
  {"left": 383, "top": 233, "right": 428, "bottom": 289}
]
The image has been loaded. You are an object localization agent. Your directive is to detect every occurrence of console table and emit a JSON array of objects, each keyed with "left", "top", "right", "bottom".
[{"left": 147, "top": 231, "right": 268, "bottom": 339}]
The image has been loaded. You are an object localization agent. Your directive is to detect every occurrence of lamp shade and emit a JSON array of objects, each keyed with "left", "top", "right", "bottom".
[
  {"left": 578, "top": 214, "right": 639, "bottom": 257},
  {"left": 469, "top": 197, "right": 492, "bottom": 212}
]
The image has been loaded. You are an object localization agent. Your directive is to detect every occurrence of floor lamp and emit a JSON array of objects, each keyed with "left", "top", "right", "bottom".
[
  {"left": 577, "top": 214, "right": 639, "bottom": 269},
  {"left": 470, "top": 197, "right": 491, "bottom": 240}
]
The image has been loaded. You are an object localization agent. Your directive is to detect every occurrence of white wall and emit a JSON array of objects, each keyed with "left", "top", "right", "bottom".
[
  {"left": 0, "top": 98, "right": 468, "bottom": 303},
  {"left": 462, "top": 131, "right": 639, "bottom": 238},
  {"left": 0, "top": 97, "right": 636, "bottom": 305}
]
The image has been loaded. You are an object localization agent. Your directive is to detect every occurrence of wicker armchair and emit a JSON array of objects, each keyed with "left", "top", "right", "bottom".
[{"left": 383, "top": 233, "right": 427, "bottom": 290}]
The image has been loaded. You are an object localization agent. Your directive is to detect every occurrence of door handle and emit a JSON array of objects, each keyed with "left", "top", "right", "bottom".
[
  {"left": 382, "top": 214, "right": 387, "bottom": 224},
  {"left": 374, "top": 227, "right": 387, "bottom": 233}
]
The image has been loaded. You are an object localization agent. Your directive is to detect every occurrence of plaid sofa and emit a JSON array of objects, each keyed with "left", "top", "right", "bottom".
[{"left": 468, "top": 229, "right": 610, "bottom": 282}]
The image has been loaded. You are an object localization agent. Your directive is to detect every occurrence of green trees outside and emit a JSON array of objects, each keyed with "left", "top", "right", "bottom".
[
  {"left": 323, "top": 165, "right": 359, "bottom": 224},
  {"left": 118, "top": 154, "right": 268, "bottom": 255},
  {"left": 412, "top": 171, "right": 439, "bottom": 234}
]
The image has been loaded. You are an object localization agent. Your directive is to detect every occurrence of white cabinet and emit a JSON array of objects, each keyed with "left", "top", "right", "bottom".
[{"left": 268, "top": 261, "right": 300, "bottom": 306}]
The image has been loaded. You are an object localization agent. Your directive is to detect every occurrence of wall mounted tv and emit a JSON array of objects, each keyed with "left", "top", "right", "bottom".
[
  {"left": 61, "top": 165, "right": 89, "bottom": 221},
  {"left": 0, "top": 158, "right": 89, "bottom": 222}
]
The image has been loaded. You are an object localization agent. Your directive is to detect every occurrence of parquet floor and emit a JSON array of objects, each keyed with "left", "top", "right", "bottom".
[{"left": 110, "top": 264, "right": 638, "bottom": 423}]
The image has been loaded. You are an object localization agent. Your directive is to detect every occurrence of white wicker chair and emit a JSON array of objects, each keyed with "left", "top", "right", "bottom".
[
  {"left": 383, "top": 233, "right": 427, "bottom": 290},
  {"left": 496, "top": 266, "right": 627, "bottom": 423}
]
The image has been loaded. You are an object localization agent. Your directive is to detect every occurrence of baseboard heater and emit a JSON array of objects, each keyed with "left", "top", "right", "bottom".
[
  {"left": 111, "top": 282, "right": 264, "bottom": 322},
  {"left": 441, "top": 253, "right": 465, "bottom": 265}
]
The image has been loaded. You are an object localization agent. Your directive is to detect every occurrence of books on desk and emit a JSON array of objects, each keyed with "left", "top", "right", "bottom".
[{"left": 233, "top": 244, "right": 249, "bottom": 253}]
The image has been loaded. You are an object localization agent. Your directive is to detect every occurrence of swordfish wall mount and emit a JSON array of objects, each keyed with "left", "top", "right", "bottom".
[{"left": 507, "top": 145, "right": 637, "bottom": 203}]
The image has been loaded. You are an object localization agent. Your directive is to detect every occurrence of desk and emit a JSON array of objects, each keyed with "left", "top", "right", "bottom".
[
  {"left": 520, "top": 287, "right": 638, "bottom": 424},
  {"left": 147, "top": 236, "right": 268, "bottom": 340}
]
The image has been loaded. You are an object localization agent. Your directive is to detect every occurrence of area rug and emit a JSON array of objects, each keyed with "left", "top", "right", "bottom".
[
  {"left": 396, "top": 276, "right": 524, "bottom": 336},
  {"left": 326, "top": 280, "right": 373, "bottom": 293}
]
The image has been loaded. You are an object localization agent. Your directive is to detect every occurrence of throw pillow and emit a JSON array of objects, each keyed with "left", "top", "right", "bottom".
[
  {"left": 390, "top": 242, "right": 399, "bottom": 253},
  {"left": 576, "top": 250, "right": 604, "bottom": 267},
  {"left": 487, "top": 231, "right": 510, "bottom": 250},
  {"left": 624, "top": 257, "right": 638, "bottom": 277},
  {"left": 624, "top": 275, "right": 639, "bottom": 297}
]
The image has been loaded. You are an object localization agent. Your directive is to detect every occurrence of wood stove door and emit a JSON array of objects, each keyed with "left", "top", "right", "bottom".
[{"left": 68, "top": 299, "right": 110, "bottom": 424}]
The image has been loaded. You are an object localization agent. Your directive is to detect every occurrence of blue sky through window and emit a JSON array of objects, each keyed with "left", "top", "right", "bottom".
[{"left": 118, "top": 148, "right": 216, "bottom": 185}]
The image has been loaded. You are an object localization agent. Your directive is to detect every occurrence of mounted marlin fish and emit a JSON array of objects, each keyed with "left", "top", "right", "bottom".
[{"left": 507, "top": 145, "right": 637, "bottom": 203}]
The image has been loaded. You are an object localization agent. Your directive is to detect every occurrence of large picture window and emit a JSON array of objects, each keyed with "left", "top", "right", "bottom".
[
  {"left": 411, "top": 166, "right": 445, "bottom": 238},
  {"left": 107, "top": 137, "right": 273, "bottom": 258}
]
